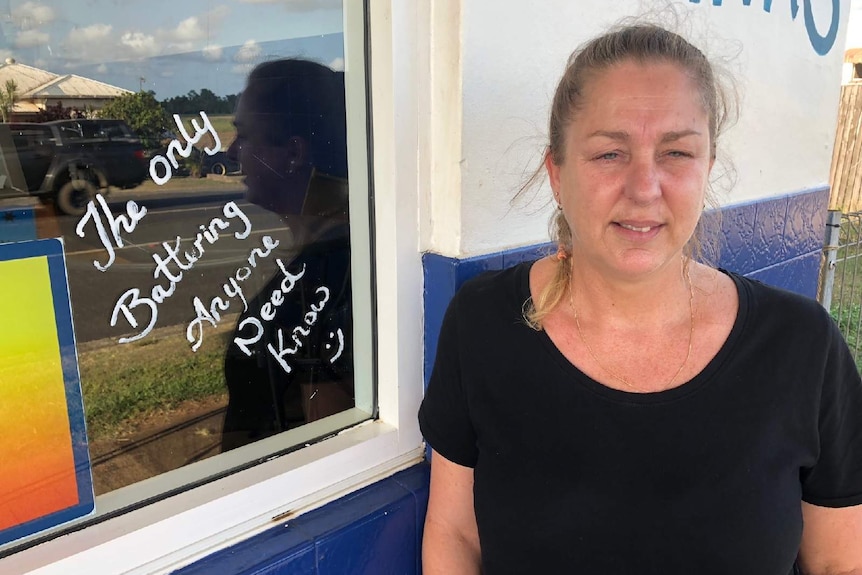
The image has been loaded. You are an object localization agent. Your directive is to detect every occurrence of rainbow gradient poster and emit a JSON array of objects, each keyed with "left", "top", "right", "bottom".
[{"left": 0, "top": 238, "right": 94, "bottom": 547}]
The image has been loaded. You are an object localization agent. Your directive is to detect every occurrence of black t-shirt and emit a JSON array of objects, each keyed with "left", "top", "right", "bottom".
[{"left": 419, "top": 261, "right": 862, "bottom": 575}]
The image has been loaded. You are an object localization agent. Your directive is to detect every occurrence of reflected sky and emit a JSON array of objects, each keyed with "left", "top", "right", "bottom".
[{"left": 0, "top": 1, "right": 343, "bottom": 97}]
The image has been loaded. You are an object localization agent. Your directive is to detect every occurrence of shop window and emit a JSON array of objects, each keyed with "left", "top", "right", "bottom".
[{"left": 0, "top": 0, "right": 373, "bottom": 550}]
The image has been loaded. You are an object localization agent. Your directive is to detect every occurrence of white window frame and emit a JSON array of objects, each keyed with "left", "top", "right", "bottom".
[{"left": 0, "top": 1, "right": 428, "bottom": 573}]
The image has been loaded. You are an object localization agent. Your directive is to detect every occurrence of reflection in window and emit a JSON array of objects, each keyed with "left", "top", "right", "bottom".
[
  {"left": 0, "top": 0, "right": 368, "bottom": 548},
  {"left": 221, "top": 59, "right": 352, "bottom": 451}
]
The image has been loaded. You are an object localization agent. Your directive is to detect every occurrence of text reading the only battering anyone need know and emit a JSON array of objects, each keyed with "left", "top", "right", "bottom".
[{"left": 73, "top": 111, "right": 345, "bottom": 375}]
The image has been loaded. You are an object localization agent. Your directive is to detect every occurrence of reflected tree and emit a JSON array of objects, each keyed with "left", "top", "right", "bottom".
[
  {"left": 98, "top": 90, "right": 171, "bottom": 149},
  {"left": 0, "top": 79, "right": 17, "bottom": 122}
]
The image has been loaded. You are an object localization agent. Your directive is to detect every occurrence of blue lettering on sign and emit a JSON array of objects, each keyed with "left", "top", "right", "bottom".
[{"left": 688, "top": 0, "right": 840, "bottom": 55}]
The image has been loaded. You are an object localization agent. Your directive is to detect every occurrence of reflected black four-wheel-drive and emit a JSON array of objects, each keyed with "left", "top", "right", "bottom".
[{"left": 0, "top": 118, "right": 148, "bottom": 216}]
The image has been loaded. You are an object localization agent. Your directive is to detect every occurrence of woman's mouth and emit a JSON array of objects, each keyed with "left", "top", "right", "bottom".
[{"left": 617, "top": 222, "right": 656, "bottom": 233}]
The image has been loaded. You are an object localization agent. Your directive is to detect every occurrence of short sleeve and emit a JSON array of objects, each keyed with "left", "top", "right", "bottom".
[
  {"left": 418, "top": 291, "right": 479, "bottom": 467},
  {"left": 801, "top": 318, "right": 862, "bottom": 507}
]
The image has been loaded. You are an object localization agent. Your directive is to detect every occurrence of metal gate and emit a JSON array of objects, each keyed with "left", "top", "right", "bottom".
[{"left": 820, "top": 209, "right": 862, "bottom": 367}]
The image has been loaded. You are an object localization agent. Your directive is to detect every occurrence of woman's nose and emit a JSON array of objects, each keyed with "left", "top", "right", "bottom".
[{"left": 624, "top": 157, "right": 661, "bottom": 204}]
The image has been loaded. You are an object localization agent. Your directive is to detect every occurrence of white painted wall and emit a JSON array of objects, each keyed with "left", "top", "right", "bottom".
[
  {"left": 424, "top": 0, "right": 849, "bottom": 257},
  {"left": 843, "top": 61, "right": 855, "bottom": 83}
]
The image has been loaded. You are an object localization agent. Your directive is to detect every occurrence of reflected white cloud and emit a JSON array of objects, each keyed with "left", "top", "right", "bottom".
[
  {"left": 235, "top": 40, "right": 261, "bottom": 63},
  {"left": 11, "top": 2, "right": 55, "bottom": 26},
  {"left": 0, "top": 1, "right": 344, "bottom": 99},
  {"left": 174, "top": 17, "right": 206, "bottom": 42},
  {"left": 15, "top": 29, "right": 50, "bottom": 49},
  {"left": 239, "top": 0, "right": 340, "bottom": 7},
  {"left": 203, "top": 44, "right": 224, "bottom": 61},
  {"left": 121, "top": 31, "right": 159, "bottom": 58},
  {"left": 65, "top": 23, "right": 113, "bottom": 62}
]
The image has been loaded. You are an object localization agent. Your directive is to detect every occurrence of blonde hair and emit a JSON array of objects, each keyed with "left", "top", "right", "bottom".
[{"left": 523, "top": 23, "right": 736, "bottom": 329}]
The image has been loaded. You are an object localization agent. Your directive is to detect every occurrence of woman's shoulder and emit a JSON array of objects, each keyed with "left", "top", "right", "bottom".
[
  {"left": 457, "top": 259, "right": 533, "bottom": 295},
  {"left": 722, "top": 269, "right": 835, "bottom": 332},
  {"left": 447, "top": 259, "right": 535, "bottom": 316}
]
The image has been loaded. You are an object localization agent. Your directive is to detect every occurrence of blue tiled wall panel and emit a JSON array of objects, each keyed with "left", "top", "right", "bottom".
[
  {"left": 748, "top": 251, "right": 823, "bottom": 299},
  {"left": 785, "top": 190, "right": 828, "bottom": 257},
  {"left": 717, "top": 200, "right": 758, "bottom": 272},
  {"left": 421, "top": 255, "right": 459, "bottom": 387},
  {"left": 391, "top": 463, "right": 431, "bottom": 574},
  {"left": 176, "top": 187, "right": 827, "bottom": 575},
  {"left": 753, "top": 194, "right": 790, "bottom": 266},
  {"left": 173, "top": 464, "right": 430, "bottom": 575}
]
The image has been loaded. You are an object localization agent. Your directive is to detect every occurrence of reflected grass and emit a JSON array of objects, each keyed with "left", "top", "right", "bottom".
[
  {"left": 203, "top": 115, "right": 235, "bottom": 148},
  {"left": 78, "top": 324, "right": 232, "bottom": 439},
  {"left": 178, "top": 113, "right": 235, "bottom": 151}
]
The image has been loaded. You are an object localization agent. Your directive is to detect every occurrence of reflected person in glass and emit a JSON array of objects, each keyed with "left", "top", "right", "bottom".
[{"left": 221, "top": 58, "right": 353, "bottom": 452}]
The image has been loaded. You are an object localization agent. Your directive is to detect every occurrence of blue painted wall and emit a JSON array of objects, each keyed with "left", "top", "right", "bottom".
[
  {"left": 172, "top": 464, "right": 430, "bottom": 575},
  {"left": 177, "top": 186, "right": 827, "bottom": 575}
]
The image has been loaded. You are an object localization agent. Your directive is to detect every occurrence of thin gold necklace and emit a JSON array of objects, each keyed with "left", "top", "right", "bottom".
[{"left": 568, "top": 265, "right": 694, "bottom": 393}]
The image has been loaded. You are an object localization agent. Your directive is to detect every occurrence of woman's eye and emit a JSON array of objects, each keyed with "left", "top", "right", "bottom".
[{"left": 666, "top": 150, "right": 692, "bottom": 158}]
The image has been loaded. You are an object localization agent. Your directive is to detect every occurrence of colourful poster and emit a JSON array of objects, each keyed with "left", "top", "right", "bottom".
[{"left": 0, "top": 238, "right": 93, "bottom": 547}]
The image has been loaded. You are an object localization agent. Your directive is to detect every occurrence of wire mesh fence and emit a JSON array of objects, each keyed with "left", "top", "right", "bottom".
[{"left": 820, "top": 210, "right": 862, "bottom": 369}]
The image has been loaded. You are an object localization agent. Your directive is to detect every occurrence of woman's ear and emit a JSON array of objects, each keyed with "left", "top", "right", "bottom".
[
  {"left": 285, "top": 136, "right": 307, "bottom": 173},
  {"left": 545, "top": 150, "right": 561, "bottom": 200}
]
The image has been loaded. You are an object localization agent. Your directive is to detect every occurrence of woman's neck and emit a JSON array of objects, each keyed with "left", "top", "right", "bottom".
[{"left": 568, "top": 258, "right": 693, "bottom": 328}]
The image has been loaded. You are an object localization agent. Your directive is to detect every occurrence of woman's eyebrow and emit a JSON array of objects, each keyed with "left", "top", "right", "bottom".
[
  {"left": 586, "top": 129, "right": 703, "bottom": 142},
  {"left": 587, "top": 130, "right": 628, "bottom": 141},
  {"left": 660, "top": 130, "right": 702, "bottom": 143}
]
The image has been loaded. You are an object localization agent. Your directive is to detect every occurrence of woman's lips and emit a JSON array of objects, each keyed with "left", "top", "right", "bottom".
[
  {"left": 618, "top": 222, "right": 654, "bottom": 233},
  {"left": 612, "top": 221, "right": 663, "bottom": 240},
  {"left": 615, "top": 221, "right": 662, "bottom": 232}
]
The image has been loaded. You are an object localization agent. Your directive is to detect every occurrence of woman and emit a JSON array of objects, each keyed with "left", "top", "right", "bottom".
[{"left": 419, "top": 25, "right": 862, "bottom": 574}]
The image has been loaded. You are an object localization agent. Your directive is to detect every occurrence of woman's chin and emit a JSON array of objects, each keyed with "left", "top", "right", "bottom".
[
  {"left": 244, "top": 184, "right": 276, "bottom": 211},
  {"left": 604, "top": 250, "right": 684, "bottom": 280}
]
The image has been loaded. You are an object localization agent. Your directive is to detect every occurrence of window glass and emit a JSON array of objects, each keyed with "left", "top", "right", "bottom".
[{"left": 0, "top": 0, "right": 370, "bottom": 548}]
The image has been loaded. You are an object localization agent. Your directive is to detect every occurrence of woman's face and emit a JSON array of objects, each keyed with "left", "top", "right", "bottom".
[
  {"left": 228, "top": 88, "right": 310, "bottom": 216},
  {"left": 546, "top": 59, "right": 714, "bottom": 281}
]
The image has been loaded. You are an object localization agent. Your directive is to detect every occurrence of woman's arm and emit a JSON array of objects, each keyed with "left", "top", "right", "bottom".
[
  {"left": 798, "top": 502, "right": 862, "bottom": 574},
  {"left": 422, "top": 449, "right": 482, "bottom": 574}
]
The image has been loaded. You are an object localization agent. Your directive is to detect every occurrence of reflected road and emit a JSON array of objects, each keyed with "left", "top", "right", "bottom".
[{"left": 51, "top": 187, "right": 294, "bottom": 344}]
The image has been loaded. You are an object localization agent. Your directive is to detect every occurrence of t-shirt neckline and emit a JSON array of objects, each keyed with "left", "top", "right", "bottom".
[{"left": 522, "top": 261, "right": 749, "bottom": 405}]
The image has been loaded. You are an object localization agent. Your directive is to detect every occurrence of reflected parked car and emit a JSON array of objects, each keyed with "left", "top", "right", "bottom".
[
  {"left": 201, "top": 151, "right": 241, "bottom": 176},
  {"left": 0, "top": 119, "right": 148, "bottom": 216}
]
